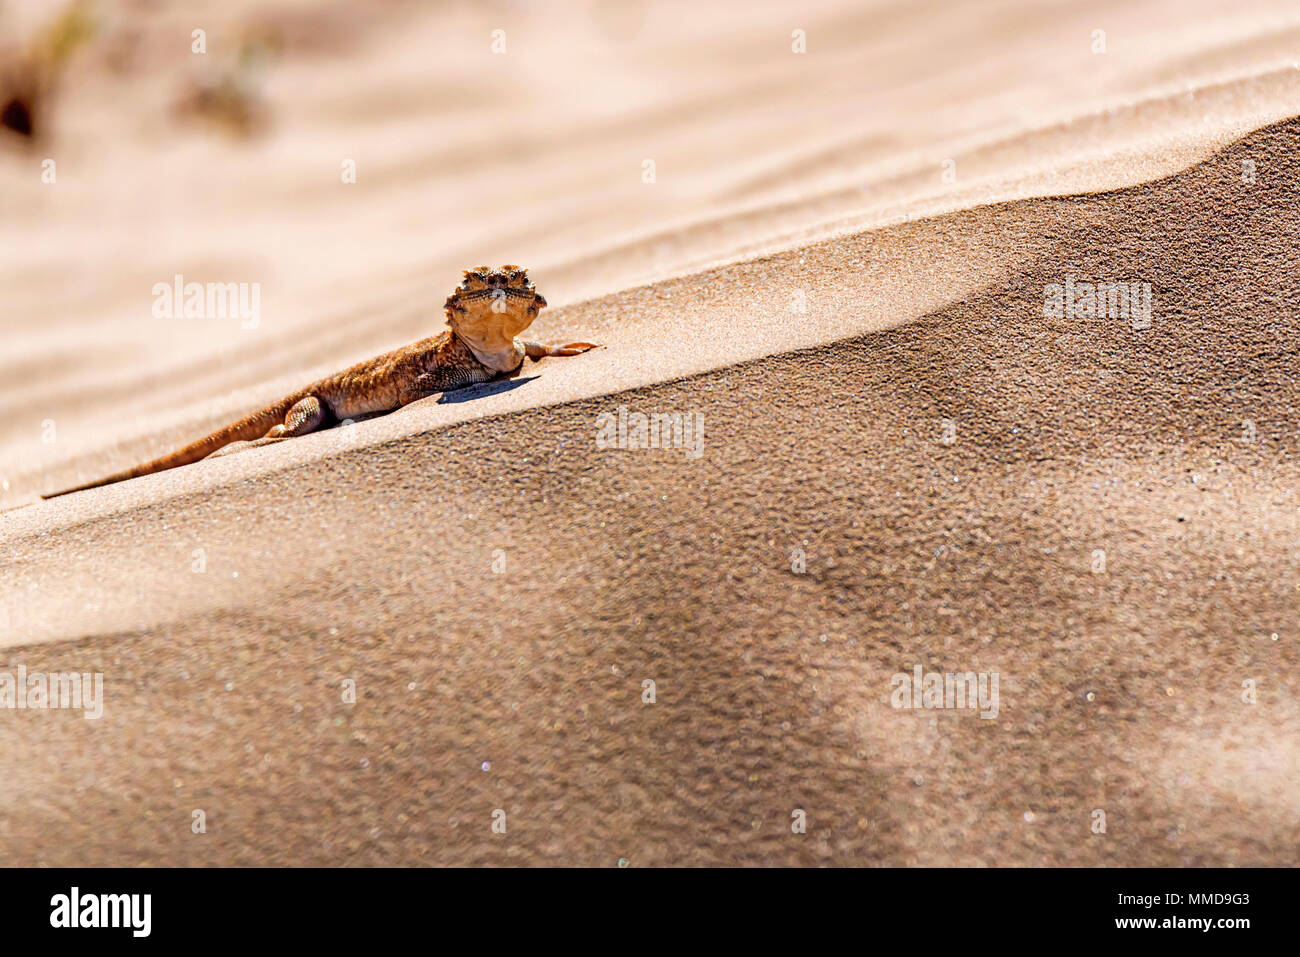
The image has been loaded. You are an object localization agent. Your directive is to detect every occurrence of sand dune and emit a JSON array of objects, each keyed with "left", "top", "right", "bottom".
[
  {"left": 5, "top": 0, "right": 1300, "bottom": 505},
  {"left": 0, "top": 0, "right": 1297, "bottom": 865}
]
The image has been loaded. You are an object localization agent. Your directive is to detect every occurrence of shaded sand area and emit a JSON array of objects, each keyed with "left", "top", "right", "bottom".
[{"left": 0, "top": 1, "right": 1297, "bottom": 864}]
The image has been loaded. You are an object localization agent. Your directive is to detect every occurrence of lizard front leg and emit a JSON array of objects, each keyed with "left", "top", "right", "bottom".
[
  {"left": 522, "top": 340, "right": 600, "bottom": 361},
  {"left": 398, "top": 366, "right": 497, "bottom": 406}
]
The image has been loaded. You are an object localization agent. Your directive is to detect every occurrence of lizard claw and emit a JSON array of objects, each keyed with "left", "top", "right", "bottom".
[{"left": 555, "top": 342, "right": 600, "bottom": 355}]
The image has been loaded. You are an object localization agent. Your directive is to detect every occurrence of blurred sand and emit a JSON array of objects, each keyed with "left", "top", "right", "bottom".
[{"left": 0, "top": 0, "right": 1296, "bottom": 864}]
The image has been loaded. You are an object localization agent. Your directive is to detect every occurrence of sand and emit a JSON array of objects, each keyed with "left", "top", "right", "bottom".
[{"left": 0, "top": 0, "right": 1297, "bottom": 865}]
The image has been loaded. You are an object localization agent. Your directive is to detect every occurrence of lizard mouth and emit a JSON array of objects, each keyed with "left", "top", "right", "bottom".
[{"left": 453, "top": 288, "right": 542, "bottom": 304}]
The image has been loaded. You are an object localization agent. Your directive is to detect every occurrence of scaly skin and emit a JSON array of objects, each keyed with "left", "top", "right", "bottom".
[{"left": 42, "top": 266, "right": 597, "bottom": 498}]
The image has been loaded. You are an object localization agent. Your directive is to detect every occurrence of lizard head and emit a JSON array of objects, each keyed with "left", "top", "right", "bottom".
[{"left": 444, "top": 265, "right": 547, "bottom": 341}]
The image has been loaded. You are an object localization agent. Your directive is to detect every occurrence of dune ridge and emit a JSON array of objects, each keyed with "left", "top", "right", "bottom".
[
  {"left": 0, "top": 106, "right": 1295, "bottom": 865},
  {"left": 3, "top": 78, "right": 1299, "bottom": 524},
  {"left": 6, "top": 0, "right": 1300, "bottom": 510}
]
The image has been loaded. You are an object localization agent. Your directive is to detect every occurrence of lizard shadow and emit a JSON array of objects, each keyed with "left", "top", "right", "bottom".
[{"left": 436, "top": 375, "right": 539, "bottom": 404}]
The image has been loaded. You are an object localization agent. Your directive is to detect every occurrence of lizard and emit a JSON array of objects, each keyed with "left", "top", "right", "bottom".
[{"left": 42, "top": 265, "right": 598, "bottom": 498}]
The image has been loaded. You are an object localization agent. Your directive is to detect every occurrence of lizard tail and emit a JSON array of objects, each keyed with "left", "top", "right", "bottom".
[{"left": 41, "top": 394, "right": 303, "bottom": 499}]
